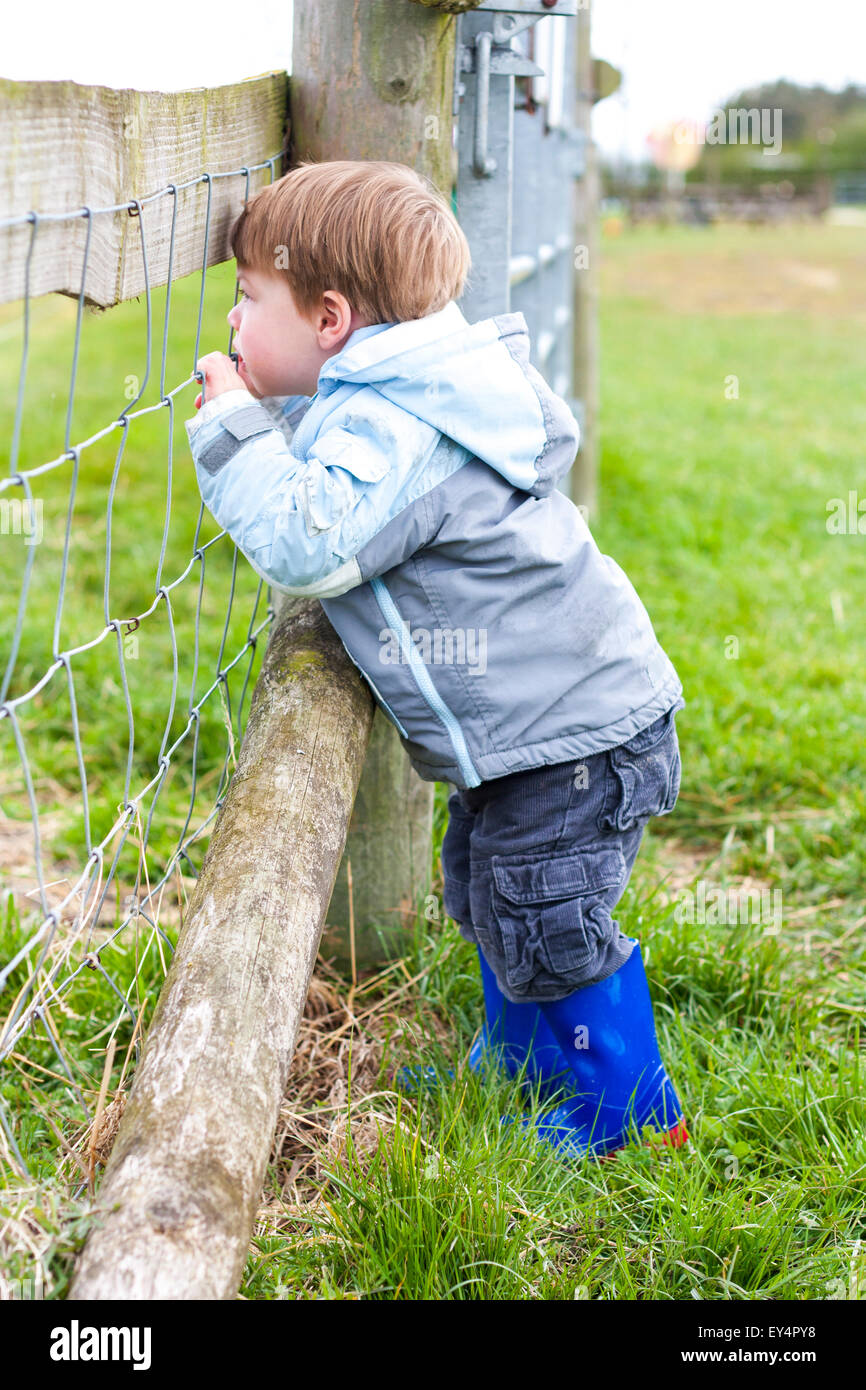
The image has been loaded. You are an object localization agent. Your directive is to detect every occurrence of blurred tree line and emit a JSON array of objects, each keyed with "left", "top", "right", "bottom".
[{"left": 690, "top": 79, "right": 866, "bottom": 190}]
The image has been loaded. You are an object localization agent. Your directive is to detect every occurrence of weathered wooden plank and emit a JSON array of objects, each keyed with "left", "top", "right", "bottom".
[
  {"left": 68, "top": 600, "right": 375, "bottom": 1300},
  {"left": 0, "top": 74, "right": 289, "bottom": 308}
]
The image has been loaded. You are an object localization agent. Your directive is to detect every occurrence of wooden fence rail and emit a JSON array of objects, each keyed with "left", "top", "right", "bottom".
[{"left": 0, "top": 73, "right": 289, "bottom": 307}]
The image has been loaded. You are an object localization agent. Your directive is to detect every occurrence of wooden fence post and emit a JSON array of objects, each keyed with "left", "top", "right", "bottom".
[{"left": 290, "top": 0, "right": 457, "bottom": 970}]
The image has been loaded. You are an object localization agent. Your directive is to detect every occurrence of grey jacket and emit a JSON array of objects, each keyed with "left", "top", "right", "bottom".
[{"left": 186, "top": 299, "right": 684, "bottom": 789}]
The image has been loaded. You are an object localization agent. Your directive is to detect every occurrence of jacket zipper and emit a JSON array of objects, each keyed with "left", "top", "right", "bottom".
[{"left": 369, "top": 577, "right": 481, "bottom": 788}]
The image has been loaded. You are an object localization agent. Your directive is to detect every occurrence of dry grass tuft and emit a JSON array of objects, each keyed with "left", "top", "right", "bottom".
[{"left": 256, "top": 954, "right": 452, "bottom": 1230}]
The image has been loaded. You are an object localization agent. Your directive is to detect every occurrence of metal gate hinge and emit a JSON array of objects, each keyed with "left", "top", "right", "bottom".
[
  {"left": 460, "top": 28, "right": 544, "bottom": 178},
  {"left": 458, "top": 40, "right": 543, "bottom": 78},
  {"left": 456, "top": 3, "right": 580, "bottom": 178}
]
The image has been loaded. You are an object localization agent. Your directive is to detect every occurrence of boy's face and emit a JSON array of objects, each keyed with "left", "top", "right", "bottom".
[{"left": 227, "top": 265, "right": 370, "bottom": 399}]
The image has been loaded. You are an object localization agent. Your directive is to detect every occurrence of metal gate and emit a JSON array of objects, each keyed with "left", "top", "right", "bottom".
[{"left": 453, "top": 0, "right": 587, "bottom": 502}]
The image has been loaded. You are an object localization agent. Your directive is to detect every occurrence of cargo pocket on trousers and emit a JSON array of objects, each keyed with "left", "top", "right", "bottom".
[
  {"left": 482, "top": 842, "right": 627, "bottom": 996},
  {"left": 600, "top": 707, "right": 682, "bottom": 834}
]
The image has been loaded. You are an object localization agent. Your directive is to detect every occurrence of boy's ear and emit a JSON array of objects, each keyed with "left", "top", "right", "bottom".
[{"left": 320, "top": 290, "right": 358, "bottom": 339}]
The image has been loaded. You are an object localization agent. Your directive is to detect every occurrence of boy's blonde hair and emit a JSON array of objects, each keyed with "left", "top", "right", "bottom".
[{"left": 230, "top": 159, "right": 472, "bottom": 325}]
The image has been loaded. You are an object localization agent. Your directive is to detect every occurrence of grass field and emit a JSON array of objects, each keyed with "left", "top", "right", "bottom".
[{"left": 1, "top": 220, "right": 865, "bottom": 1300}]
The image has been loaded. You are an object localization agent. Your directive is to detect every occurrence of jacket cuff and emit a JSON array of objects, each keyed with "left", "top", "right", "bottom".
[{"left": 185, "top": 388, "right": 258, "bottom": 439}]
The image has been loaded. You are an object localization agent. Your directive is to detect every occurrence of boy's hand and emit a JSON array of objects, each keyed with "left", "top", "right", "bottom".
[{"left": 194, "top": 351, "right": 261, "bottom": 409}]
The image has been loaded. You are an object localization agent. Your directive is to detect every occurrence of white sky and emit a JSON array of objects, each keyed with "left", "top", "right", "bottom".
[
  {"left": 593, "top": 0, "right": 865, "bottom": 161},
  {"left": 2, "top": 1, "right": 863, "bottom": 162}
]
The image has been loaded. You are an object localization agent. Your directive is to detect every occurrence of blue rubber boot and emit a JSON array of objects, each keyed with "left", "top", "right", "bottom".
[
  {"left": 526, "top": 940, "right": 688, "bottom": 1158},
  {"left": 472, "top": 945, "right": 572, "bottom": 1094},
  {"left": 395, "top": 946, "right": 572, "bottom": 1097}
]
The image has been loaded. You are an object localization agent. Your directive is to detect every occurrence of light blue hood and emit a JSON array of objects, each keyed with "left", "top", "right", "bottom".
[{"left": 289, "top": 299, "right": 580, "bottom": 499}]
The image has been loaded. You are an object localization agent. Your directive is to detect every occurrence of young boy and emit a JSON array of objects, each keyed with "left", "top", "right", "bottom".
[{"left": 186, "top": 159, "right": 688, "bottom": 1158}]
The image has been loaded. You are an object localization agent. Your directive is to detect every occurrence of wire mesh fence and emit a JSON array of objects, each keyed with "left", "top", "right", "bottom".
[{"left": 0, "top": 146, "right": 289, "bottom": 1190}]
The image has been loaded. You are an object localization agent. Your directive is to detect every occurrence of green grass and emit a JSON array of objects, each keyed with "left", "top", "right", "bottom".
[
  {"left": 2, "top": 222, "right": 865, "bottom": 1300},
  {"left": 595, "top": 223, "right": 866, "bottom": 928},
  {"left": 242, "top": 886, "right": 864, "bottom": 1300}
]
